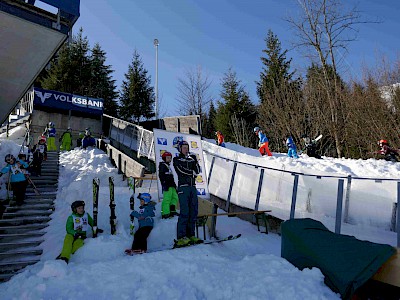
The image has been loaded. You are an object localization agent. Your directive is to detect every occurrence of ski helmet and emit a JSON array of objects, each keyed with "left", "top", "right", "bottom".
[
  {"left": 48, "top": 122, "right": 54, "bottom": 127},
  {"left": 4, "top": 154, "right": 15, "bottom": 163},
  {"left": 138, "top": 193, "right": 151, "bottom": 203},
  {"left": 378, "top": 139, "right": 388, "bottom": 146},
  {"left": 71, "top": 200, "right": 85, "bottom": 212},
  {"left": 161, "top": 151, "right": 172, "bottom": 161},
  {"left": 253, "top": 127, "right": 260, "bottom": 133},
  {"left": 178, "top": 140, "right": 189, "bottom": 153}
]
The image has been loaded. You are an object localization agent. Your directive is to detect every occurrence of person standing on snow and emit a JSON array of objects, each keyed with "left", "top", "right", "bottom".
[
  {"left": 159, "top": 151, "right": 179, "bottom": 219},
  {"left": 172, "top": 140, "right": 203, "bottom": 247},
  {"left": 43, "top": 122, "right": 57, "bottom": 151},
  {"left": 0, "top": 154, "right": 29, "bottom": 206},
  {"left": 254, "top": 127, "right": 273, "bottom": 156},
  {"left": 374, "top": 139, "right": 399, "bottom": 162},
  {"left": 57, "top": 200, "right": 102, "bottom": 263},
  {"left": 125, "top": 193, "right": 156, "bottom": 255},
  {"left": 215, "top": 131, "right": 226, "bottom": 147},
  {"left": 286, "top": 135, "right": 299, "bottom": 158},
  {"left": 59, "top": 127, "right": 73, "bottom": 151}
]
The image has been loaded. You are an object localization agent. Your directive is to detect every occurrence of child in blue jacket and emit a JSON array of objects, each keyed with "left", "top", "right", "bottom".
[
  {"left": 125, "top": 193, "right": 156, "bottom": 254},
  {"left": 286, "top": 136, "right": 299, "bottom": 158},
  {"left": 0, "top": 154, "right": 29, "bottom": 205}
]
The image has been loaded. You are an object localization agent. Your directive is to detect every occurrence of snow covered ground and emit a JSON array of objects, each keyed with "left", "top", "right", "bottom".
[{"left": 0, "top": 126, "right": 398, "bottom": 299}]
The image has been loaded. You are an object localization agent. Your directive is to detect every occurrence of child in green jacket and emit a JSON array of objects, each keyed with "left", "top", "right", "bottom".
[{"left": 57, "top": 200, "right": 102, "bottom": 263}]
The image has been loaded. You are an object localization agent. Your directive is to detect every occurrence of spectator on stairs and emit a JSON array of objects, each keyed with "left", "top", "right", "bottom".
[
  {"left": 43, "top": 122, "right": 57, "bottom": 151},
  {"left": 31, "top": 137, "right": 47, "bottom": 176},
  {"left": 0, "top": 154, "right": 28, "bottom": 206}
]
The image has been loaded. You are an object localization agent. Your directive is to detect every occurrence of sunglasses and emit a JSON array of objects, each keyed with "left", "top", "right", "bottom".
[{"left": 6, "top": 159, "right": 14, "bottom": 163}]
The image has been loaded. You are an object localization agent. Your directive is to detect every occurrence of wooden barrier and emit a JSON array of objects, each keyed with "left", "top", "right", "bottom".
[{"left": 196, "top": 207, "right": 272, "bottom": 239}]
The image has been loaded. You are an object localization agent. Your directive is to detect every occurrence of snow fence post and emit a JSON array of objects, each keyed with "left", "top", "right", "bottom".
[
  {"left": 397, "top": 182, "right": 400, "bottom": 247},
  {"left": 335, "top": 179, "right": 344, "bottom": 234},
  {"left": 225, "top": 162, "right": 237, "bottom": 212},
  {"left": 289, "top": 174, "right": 299, "bottom": 219},
  {"left": 207, "top": 156, "right": 216, "bottom": 186},
  {"left": 343, "top": 175, "right": 352, "bottom": 223},
  {"left": 254, "top": 168, "right": 264, "bottom": 211}
]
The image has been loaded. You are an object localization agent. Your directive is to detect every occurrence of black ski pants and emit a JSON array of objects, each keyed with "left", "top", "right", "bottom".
[
  {"left": 131, "top": 226, "right": 153, "bottom": 251},
  {"left": 11, "top": 180, "right": 28, "bottom": 205}
]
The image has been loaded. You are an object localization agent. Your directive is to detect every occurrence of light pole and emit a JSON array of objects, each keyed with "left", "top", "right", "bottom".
[{"left": 154, "top": 38, "right": 159, "bottom": 124}]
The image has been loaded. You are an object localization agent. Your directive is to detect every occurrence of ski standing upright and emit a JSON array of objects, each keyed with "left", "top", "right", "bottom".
[
  {"left": 109, "top": 176, "right": 117, "bottom": 235},
  {"left": 128, "top": 177, "right": 135, "bottom": 235},
  {"left": 92, "top": 178, "right": 100, "bottom": 238}
]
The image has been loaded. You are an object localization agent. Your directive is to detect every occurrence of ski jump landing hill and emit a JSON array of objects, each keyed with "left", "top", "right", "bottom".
[{"left": 104, "top": 114, "right": 400, "bottom": 249}]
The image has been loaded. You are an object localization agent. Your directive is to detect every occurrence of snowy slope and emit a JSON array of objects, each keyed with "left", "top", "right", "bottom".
[{"left": 0, "top": 128, "right": 397, "bottom": 299}]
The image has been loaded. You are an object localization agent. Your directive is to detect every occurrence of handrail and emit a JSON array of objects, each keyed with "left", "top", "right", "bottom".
[{"left": 203, "top": 149, "right": 400, "bottom": 182}]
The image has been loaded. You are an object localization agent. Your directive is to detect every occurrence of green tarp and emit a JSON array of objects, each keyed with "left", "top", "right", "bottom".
[{"left": 281, "top": 218, "right": 395, "bottom": 299}]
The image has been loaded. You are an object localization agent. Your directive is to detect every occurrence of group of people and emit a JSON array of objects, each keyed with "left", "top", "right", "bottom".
[
  {"left": 215, "top": 127, "right": 321, "bottom": 159},
  {"left": 58, "top": 139, "right": 202, "bottom": 262}
]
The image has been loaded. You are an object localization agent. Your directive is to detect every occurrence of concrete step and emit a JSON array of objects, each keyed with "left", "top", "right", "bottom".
[
  {"left": 6, "top": 203, "right": 54, "bottom": 212},
  {"left": 31, "top": 174, "right": 58, "bottom": 182},
  {"left": 0, "top": 216, "right": 51, "bottom": 226},
  {"left": 0, "top": 259, "right": 40, "bottom": 272},
  {"left": 26, "top": 187, "right": 57, "bottom": 193},
  {"left": 24, "top": 194, "right": 56, "bottom": 200},
  {"left": 2, "top": 210, "right": 52, "bottom": 218},
  {"left": 0, "top": 223, "right": 48, "bottom": 234},
  {"left": 0, "top": 232, "right": 45, "bottom": 242},
  {"left": 0, "top": 240, "right": 44, "bottom": 251},
  {"left": 0, "top": 249, "right": 42, "bottom": 260}
]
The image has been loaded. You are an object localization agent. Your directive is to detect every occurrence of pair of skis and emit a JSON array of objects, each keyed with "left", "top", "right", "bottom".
[
  {"left": 92, "top": 176, "right": 117, "bottom": 238},
  {"left": 125, "top": 234, "right": 242, "bottom": 256}
]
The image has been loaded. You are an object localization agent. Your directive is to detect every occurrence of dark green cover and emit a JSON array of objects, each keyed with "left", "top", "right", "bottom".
[{"left": 281, "top": 218, "right": 395, "bottom": 299}]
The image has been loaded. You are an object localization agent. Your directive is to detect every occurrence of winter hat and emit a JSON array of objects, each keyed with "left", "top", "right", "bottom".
[{"left": 4, "top": 154, "right": 15, "bottom": 163}]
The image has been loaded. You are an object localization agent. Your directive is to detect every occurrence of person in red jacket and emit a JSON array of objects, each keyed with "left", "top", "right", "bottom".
[
  {"left": 215, "top": 131, "right": 225, "bottom": 147},
  {"left": 375, "top": 139, "right": 399, "bottom": 162}
]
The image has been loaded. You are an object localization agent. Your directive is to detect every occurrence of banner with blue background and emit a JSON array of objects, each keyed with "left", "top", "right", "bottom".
[{"left": 33, "top": 87, "right": 103, "bottom": 115}]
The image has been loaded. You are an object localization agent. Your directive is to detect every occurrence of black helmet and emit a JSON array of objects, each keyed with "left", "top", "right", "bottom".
[
  {"left": 178, "top": 140, "right": 189, "bottom": 152},
  {"left": 71, "top": 200, "right": 85, "bottom": 212},
  {"left": 4, "top": 154, "right": 15, "bottom": 163}
]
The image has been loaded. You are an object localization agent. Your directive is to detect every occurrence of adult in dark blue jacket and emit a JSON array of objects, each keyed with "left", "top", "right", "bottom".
[
  {"left": 0, "top": 154, "right": 29, "bottom": 205},
  {"left": 82, "top": 134, "right": 96, "bottom": 149},
  {"left": 172, "top": 140, "right": 202, "bottom": 247},
  {"left": 126, "top": 193, "right": 156, "bottom": 254}
]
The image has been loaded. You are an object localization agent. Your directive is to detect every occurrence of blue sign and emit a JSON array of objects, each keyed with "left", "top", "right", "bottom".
[
  {"left": 33, "top": 87, "right": 103, "bottom": 115},
  {"left": 157, "top": 138, "right": 167, "bottom": 145}
]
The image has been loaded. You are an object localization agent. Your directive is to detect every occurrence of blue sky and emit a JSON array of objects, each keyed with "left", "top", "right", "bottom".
[{"left": 40, "top": 0, "right": 400, "bottom": 117}]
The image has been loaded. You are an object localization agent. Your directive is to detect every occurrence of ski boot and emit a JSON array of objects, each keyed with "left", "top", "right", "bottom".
[
  {"left": 174, "top": 237, "right": 191, "bottom": 248},
  {"left": 56, "top": 254, "right": 69, "bottom": 264},
  {"left": 189, "top": 236, "right": 204, "bottom": 245},
  {"left": 161, "top": 214, "right": 170, "bottom": 219}
]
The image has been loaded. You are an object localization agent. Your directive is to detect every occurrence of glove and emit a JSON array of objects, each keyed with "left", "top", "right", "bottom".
[
  {"left": 97, "top": 228, "right": 104, "bottom": 233},
  {"left": 74, "top": 233, "right": 86, "bottom": 240}
]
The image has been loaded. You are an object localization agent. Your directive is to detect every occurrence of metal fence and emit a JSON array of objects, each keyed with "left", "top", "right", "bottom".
[{"left": 204, "top": 150, "right": 400, "bottom": 247}]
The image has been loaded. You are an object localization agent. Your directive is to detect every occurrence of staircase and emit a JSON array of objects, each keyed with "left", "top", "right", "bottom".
[
  {"left": 0, "top": 151, "right": 59, "bottom": 282},
  {"left": 0, "top": 114, "right": 31, "bottom": 135}
]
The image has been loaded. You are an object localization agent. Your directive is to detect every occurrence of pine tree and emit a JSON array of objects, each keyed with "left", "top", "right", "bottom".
[
  {"left": 256, "top": 29, "right": 294, "bottom": 104},
  {"left": 119, "top": 50, "right": 155, "bottom": 123},
  {"left": 215, "top": 68, "right": 256, "bottom": 145},
  {"left": 201, "top": 102, "right": 217, "bottom": 139},
  {"left": 89, "top": 43, "right": 119, "bottom": 116}
]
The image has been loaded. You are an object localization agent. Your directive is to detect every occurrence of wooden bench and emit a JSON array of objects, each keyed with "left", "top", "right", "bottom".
[{"left": 196, "top": 209, "right": 272, "bottom": 239}]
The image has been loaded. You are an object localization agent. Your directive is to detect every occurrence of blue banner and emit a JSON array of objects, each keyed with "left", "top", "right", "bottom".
[{"left": 33, "top": 87, "right": 103, "bottom": 115}]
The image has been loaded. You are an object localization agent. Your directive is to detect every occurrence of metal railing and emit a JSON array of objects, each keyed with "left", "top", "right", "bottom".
[{"left": 204, "top": 150, "right": 400, "bottom": 247}]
